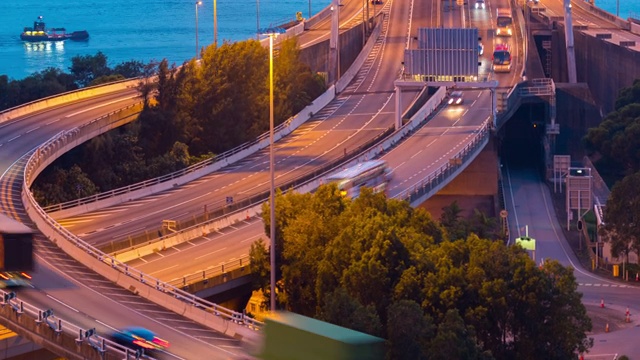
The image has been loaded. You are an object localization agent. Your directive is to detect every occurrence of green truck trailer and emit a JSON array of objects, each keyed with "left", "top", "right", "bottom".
[{"left": 261, "top": 311, "right": 385, "bottom": 360}]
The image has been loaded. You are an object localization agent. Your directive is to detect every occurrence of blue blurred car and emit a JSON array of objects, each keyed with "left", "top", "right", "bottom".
[{"left": 111, "top": 326, "right": 170, "bottom": 353}]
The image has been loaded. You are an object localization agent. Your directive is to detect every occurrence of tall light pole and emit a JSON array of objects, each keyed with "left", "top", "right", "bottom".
[
  {"left": 195, "top": 1, "right": 203, "bottom": 59},
  {"left": 213, "top": 0, "right": 218, "bottom": 46},
  {"left": 268, "top": 32, "right": 276, "bottom": 312},
  {"left": 260, "top": 26, "right": 285, "bottom": 312},
  {"left": 309, "top": 0, "right": 312, "bottom": 19}
]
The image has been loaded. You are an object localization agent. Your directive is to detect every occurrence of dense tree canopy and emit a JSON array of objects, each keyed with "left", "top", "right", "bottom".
[
  {"left": 253, "top": 185, "right": 593, "bottom": 359},
  {"left": 0, "top": 53, "right": 145, "bottom": 111},
  {"left": 584, "top": 79, "right": 640, "bottom": 176},
  {"left": 602, "top": 171, "right": 640, "bottom": 260}
]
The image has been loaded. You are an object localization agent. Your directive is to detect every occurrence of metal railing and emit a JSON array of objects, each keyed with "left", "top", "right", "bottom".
[
  {"left": 0, "top": 289, "right": 148, "bottom": 359},
  {"left": 100, "top": 125, "right": 396, "bottom": 254},
  {"left": 42, "top": 109, "right": 300, "bottom": 213},
  {"left": 393, "top": 120, "right": 492, "bottom": 205},
  {"left": 167, "top": 254, "right": 252, "bottom": 288}
]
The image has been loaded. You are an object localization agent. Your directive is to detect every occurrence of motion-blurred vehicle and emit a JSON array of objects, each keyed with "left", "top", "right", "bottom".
[
  {"left": 110, "top": 327, "right": 170, "bottom": 353},
  {"left": 475, "top": 0, "right": 486, "bottom": 9},
  {"left": 448, "top": 91, "right": 464, "bottom": 105}
]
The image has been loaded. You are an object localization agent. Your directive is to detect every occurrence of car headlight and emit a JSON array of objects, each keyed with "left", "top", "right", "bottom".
[
  {"left": 475, "top": 3, "right": 479, "bottom": 8},
  {"left": 456, "top": 99, "right": 462, "bottom": 104},
  {"left": 481, "top": 3, "right": 485, "bottom": 8},
  {"left": 448, "top": 99, "right": 453, "bottom": 104},
  {"left": 508, "top": 29, "right": 512, "bottom": 35}
]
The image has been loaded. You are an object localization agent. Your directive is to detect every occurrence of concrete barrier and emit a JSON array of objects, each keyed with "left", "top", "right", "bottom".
[
  {"left": 47, "top": 85, "right": 336, "bottom": 219},
  {"left": 336, "top": 14, "right": 384, "bottom": 93},
  {"left": 304, "top": 6, "right": 333, "bottom": 30},
  {"left": 0, "top": 79, "right": 139, "bottom": 124},
  {"left": 110, "top": 86, "right": 447, "bottom": 262}
]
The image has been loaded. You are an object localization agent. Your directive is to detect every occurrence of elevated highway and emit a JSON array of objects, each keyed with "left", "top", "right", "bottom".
[
  {"left": 2, "top": 0, "right": 640, "bottom": 358},
  {"left": 0, "top": 0, "right": 427, "bottom": 357}
]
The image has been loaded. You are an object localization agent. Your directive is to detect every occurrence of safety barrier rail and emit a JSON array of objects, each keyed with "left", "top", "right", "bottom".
[
  {"left": 41, "top": 89, "right": 324, "bottom": 214},
  {"left": 0, "top": 289, "right": 149, "bottom": 359},
  {"left": 393, "top": 120, "right": 492, "bottom": 204}
]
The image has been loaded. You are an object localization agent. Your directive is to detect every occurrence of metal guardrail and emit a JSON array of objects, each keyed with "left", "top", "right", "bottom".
[
  {"left": 0, "top": 289, "right": 149, "bottom": 359},
  {"left": 167, "top": 254, "right": 251, "bottom": 288},
  {"left": 393, "top": 120, "right": 492, "bottom": 204},
  {"left": 42, "top": 109, "right": 300, "bottom": 213},
  {"left": 23, "top": 107, "right": 266, "bottom": 332},
  {"left": 100, "top": 125, "right": 396, "bottom": 255}
]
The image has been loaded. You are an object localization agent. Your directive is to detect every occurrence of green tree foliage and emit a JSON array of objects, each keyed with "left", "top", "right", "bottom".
[
  {"left": 1, "top": 54, "right": 146, "bottom": 112},
  {"left": 614, "top": 79, "right": 640, "bottom": 110},
  {"left": 113, "top": 60, "right": 146, "bottom": 79},
  {"left": 0, "top": 68, "right": 77, "bottom": 111},
  {"left": 386, "top": 300, "right": 434, "bottom": 360},
  {"left": 253, "top": 185, "right": 592, "bottom": 359},
  {"left": 602, "top": 171, "right": 640, "bottom": 260},
  {"left": 69, "top": 52, "right": 111, "bottom": 87},
  {"left": 33, "top": 165, "right": 99, "bottom": 205},
  {"left": 584, "top": 79, "right": 640, "bottom": 177}
]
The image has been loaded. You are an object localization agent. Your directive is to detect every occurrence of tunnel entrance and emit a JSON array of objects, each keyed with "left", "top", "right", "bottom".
[{"left": 499, "top": 103, "right": 547, "bottom": 174}]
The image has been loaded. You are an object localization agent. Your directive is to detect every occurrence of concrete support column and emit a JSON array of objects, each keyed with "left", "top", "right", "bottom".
[{"left": 563, "top": 0, "right": 577, "bottom": 83}]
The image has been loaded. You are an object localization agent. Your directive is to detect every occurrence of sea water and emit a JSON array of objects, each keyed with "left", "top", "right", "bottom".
[
  {"left": 0, "top": 0, "right": 330, "bottom": 80},
  {"left": 0, "top": 0, "right": 637, "bottom": 81}
]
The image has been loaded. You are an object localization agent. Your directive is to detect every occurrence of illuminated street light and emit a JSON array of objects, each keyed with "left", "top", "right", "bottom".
[
  {"left": 195, "top": 1, "right": 203, "bottom": 59},
  {"left": 259, "top": 25, "right": 286, "bottom": 312}
]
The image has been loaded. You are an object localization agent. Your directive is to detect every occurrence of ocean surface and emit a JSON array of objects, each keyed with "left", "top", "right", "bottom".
[
  {"left": 0, "top": 0, "right": 637, "bottom": 81},
  {"left": 0, "top": 0, "right": 331, "bottom": 80}
]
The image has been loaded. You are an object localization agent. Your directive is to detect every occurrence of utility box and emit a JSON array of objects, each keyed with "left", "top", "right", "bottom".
[{"left": 261, "top": 311, "right": 385, "bottom": 360}]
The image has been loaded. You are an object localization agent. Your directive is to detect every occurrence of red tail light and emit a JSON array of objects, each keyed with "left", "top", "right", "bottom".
[
  {"left": 20, "top": 272, "right": 32, "bottom": 280},
  {"left": 133, "top": 339, "right": 156, "bottom": 350},
  {"left": 153, "top": 337, "right": 170, "bottom": 348}
]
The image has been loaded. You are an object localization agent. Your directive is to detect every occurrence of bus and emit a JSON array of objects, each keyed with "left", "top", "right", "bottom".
[
  {"left": 496, "top": 8, "right": 513, "bottom": 36},
  {"left": 492, "top": 44, "right": 512, "bottom": 73},
  {"left": 325, "top": 160, "right": 392, "bottom": 198},
  {"left": 0, "top": 213, "right": 34, "bottom": 288}
]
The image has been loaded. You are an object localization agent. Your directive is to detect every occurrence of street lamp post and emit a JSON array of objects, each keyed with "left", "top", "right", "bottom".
[
  {"left": 260, "top": 26, "right": 285, "bottom": 312},
  {"left": 268, "top": 32, "right": 276, "bottom": 312},
  {"left": 213, "top": 0, "right": 218, "bottom": 46},
  {"left": 195, "top": 1, "right": 203, "bottom": 59}
]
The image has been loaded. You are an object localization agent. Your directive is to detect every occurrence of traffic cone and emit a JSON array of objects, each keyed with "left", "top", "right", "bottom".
[
  {"left": 605, "top": 323, "right": 609, "bottom": 332},
  {"left": 600, "top": 298, "right": 605, "bottom": 308}
]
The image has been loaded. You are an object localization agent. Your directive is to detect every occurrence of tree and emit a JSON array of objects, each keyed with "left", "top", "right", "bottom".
[
  {"left": 602, "top": 171, "right": 640, "bottom": 262},
  {"left": 584, "top": 80, "right": 640, "bottom": 177},
  {"left": 69, "top": 52, "right": 111, "bottom": 87},
  {"left": 429, "top": 309, "right": 485, "bottom": 360},
  {"left": 614, "top": 78, "right": 640, "bottom": 111},
  {"left": 251, "top": 185, "right": 593, "bottom": 359},
  {"left": 386, "top": 300, "right": 434, "bottom": 360},
  {"left": 319, "top": 288, "right": 383, "bottom": 337}
]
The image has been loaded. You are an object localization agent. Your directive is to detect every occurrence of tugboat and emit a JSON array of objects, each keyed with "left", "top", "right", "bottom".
[{"left": 20, "top": 16, "right": 89, "bottom": 42}]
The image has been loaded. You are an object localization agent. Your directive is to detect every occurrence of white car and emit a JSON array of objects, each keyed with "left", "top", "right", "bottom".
[
  {"left": 448, "top": 91, "right": 464, "bottom": 105},
  {"left": 475, "top": 0, "right": 486, "bottom": 9}
]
